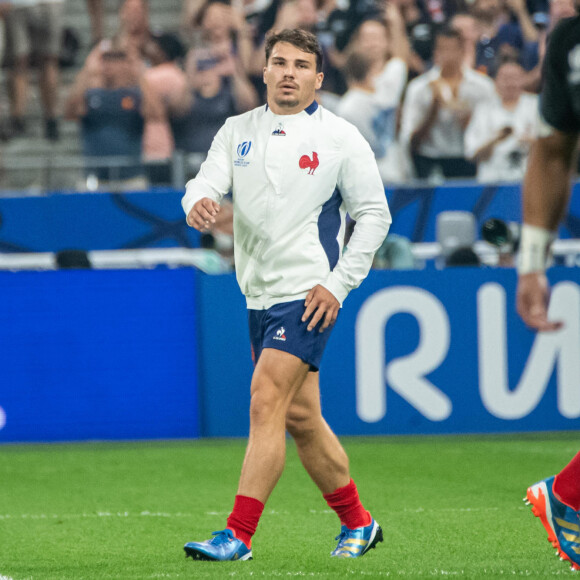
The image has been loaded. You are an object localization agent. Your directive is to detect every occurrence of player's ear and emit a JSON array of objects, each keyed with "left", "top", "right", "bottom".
[
  {"left": 263, "top": 67, "right": 267, "bottom": 85},
  {"left": 315, "top": 72, "right": 324, "bottom": 90}
]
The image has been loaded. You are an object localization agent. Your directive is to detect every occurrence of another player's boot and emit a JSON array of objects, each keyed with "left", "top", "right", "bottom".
[
  {"left": 331, "top": 517, "right": 383, "bottom": 558},
  {"left": 184, "top": 529, "right": 252, "bottom": 561},
  {"left": 525, "top": 476, "right": 580, "bottom": 571}
]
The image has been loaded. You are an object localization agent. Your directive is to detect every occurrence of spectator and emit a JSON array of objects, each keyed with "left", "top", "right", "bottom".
[
  {"left": 521, "top": 0, "right": 577, "bottom": 91},
  {"left": 424, "top": 0, "right": 469, "bottom": 24},
  {"left": 86, "top": 0, "right": 104, "bottom": 44},
  {"left": 142, "top": 33, "right": 190, "bottom": 181},
  {"left": 249, "top": 0, "right": 331, "bottom": 95},
  {"left": 172, "top": 45, "right": 258, "bottom": 154},
  {"left": 471, "top": 0, "right": 538, "bottom": 76},
  {"left": 337, "top": 51, "right": 411, "bottom": 183},
  {"left": 451, "top": 12, "right": 480, "bottom": 68},
  {"left": 548, "top": 0, "right": 577, "bottom": 22},
  {"left": 117, "top": 0, "right": 152, "bottom": 56},
  {"left": 346, "top": 7, "right": 411, "bottom": 76},
  {"left": 401, "top": 25, "right": 495, "bottom": 179},
  {"left": 0, "top": 6, "right": 6, "bottom": 142},
  {"left": 184, "top": 1, "right": 255, "bottom": 74},
  {"left": 392, "top": 0, "right": 438, "bottom": 77},
  {"left": 335, "top": 6, "right": 410, "bottom": 106},
  {"left": 3, "top": 0, "right": 65, "bottom": 140},
  {"left": 64, "top": 39, "right": 164, "bottom": 190},
  {"left": 464, "top": 60, "right": 537, "bottom": 182}
]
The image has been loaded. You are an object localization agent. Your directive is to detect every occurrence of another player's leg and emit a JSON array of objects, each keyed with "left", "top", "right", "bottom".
[
  {"left": 184, "top": 349, "right": 310, "bottom": 562},
  {"left": 286, "top": 372, "right": 383, "bottom": 558},
  {"left": 525, "top": 452, "right": 580, "bottom": 571}
]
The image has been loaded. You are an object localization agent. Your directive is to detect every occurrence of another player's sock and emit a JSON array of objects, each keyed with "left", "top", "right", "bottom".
[
  {"left": 323, "top": 479, "right": 372, "bottom": 530},
  {"left": 226, "top": 495, "right": 264, "bottom": 548},
  {"left": 553, "top": 452, "right": 580, "bottom": 511}
]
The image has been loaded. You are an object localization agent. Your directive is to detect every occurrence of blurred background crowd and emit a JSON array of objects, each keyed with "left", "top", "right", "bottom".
[{"left": 0, "top": 0, "right": 575, "bottom": 193}]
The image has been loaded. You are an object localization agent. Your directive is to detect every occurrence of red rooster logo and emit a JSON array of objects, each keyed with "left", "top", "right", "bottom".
[{"left": 299, "top": 152, "right": 319, "bottom": 175}]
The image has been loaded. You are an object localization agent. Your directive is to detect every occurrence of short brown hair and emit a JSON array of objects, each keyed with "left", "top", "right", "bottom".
[{"left": 265, "top": 28, "right": 323, "bottom": 73}]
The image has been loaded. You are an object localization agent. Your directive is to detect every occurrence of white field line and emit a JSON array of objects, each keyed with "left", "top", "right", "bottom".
[
  {"left": 0, "top": 506, "right": 528, "bottom": 521},
  {"left": 236, "top": 572, "right": 572, "bottom": 577}
]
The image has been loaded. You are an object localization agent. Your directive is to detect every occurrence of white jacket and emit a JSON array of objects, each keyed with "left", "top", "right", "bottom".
[{"left": 182, "top": 102, "right": 391, "bottom": 310}]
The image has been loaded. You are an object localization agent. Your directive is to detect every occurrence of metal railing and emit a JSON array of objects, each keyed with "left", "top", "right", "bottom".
[
  {"left": 0, "top": 151, "right": 207, "bottom": 194},
  {"left": 1, "top": 241, "right": 579, "bottom": 271}
]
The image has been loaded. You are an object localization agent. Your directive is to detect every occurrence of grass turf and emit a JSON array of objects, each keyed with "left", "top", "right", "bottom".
[{"left": 0, "top": 433, "right": 578, "bottom": 579}]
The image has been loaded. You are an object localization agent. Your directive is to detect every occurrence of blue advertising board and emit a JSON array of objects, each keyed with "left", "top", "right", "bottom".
[
  {"left": 0, "top": 190, "right": 200, "bottom": 252},
  {"left": 387, "top": 182, "right": 580, "bottom": 242},
  {"left": 1, "top": 182, "right": 580, "bottom": 251},
  {"left": 0, "top": 269, "right": 200, "bottom": 442},
  {"left": 196, "top": 267, "right": 580, "bottom": 437},
  {"left": 0, "top": 266, "right": 578, "bottom": 442}
]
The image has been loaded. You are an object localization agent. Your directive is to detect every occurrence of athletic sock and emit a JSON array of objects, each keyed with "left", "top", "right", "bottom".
[
  {"left": 553, "top": 452, "right": 580, "bottom": 511},
  {"left": 323, "top": 479, "right": 372, "bottom": 530},
  {"left": 226, "top": 495, "right": 264, "bottom": 548}
]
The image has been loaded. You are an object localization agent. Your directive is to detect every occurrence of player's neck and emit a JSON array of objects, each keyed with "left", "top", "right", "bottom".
[{"left": 268, "top": 98, "right": 316, "bottom": 116}]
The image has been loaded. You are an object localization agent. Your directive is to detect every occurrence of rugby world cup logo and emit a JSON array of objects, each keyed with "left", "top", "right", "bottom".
[
  {"left": 235, "top": 141, "right": 252, "bottom": 167},
  {"left": 237, "top": 141, "right": 252, "bottom": 158}
]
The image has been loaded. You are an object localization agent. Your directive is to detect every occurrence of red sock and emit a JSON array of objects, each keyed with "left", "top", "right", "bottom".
[
  {"left": 553, "top": 452, "right": 580, "bottom": 511},
  {"left": 226, "top": 495, "right": 264, "bottom": 548},
  {"left": 323, "top": 479, "right": 372, "bottom": 530}
]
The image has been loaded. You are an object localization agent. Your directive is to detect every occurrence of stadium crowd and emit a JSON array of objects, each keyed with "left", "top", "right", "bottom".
[{"left": 0, "top": 0, "right": 576, "bottom": 188}]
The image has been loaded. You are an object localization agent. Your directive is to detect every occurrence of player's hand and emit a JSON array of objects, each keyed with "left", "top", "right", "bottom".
[
  {"left": 302, "top": 285, "right": 339, "bottom": 333},
  {"left": 186, "top": 197, "right": 221, "bottom": 231},
  {"left": 516, "top": 272, "right": 563, "bottom": 332}
]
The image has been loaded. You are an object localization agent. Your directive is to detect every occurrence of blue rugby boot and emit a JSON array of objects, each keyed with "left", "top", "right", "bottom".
[
  {"left": 525, "top": 476, "right": 580, "bottom": 571},
  {"left": 184, "top": 529, "right": 252, "bottom": 561},
  {"left": 331, "top": 518, "right": 383, "bottom": 558}
]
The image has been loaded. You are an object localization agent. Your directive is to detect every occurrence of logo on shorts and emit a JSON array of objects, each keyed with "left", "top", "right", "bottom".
[{"left": 273, "top": 326, "right": 287, "bottom": 341}]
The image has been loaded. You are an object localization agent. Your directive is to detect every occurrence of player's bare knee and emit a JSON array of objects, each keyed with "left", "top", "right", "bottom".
[
  {"left": 285, "top": 406, "right": 318, "bottom": 441},
  {"left": 249, "top": 384, "right": 285, "bottom": 427}
]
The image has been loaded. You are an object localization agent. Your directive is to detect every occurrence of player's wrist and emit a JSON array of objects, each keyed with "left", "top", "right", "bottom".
[{"left": 517, "top": 223, "right": 556, "bottom": 275}]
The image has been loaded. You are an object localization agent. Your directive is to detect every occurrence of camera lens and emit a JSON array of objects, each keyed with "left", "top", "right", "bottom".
[{"left": 482, "top": 218, "right": 510, "bottom": 247}]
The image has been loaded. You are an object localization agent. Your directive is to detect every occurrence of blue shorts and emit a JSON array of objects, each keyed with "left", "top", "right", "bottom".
[{"left": 248, "top": 300, "right": 336, "bottom": 371}]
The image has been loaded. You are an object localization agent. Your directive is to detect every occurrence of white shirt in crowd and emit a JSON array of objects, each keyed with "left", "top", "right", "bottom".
[
  {"left": 401, "top": 66, "right": 495, "bottom": 159},
  {"left": 464, "top": 92, "right": 539, "bottom": 183},
  {"left": 337, "top": 58, "right": 411, "bottom": 183},
  {"left": 182, "top": 102, "right": 391, "bottom": 310}
]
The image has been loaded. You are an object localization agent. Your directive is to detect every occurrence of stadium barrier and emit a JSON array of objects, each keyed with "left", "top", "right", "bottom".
[
  {"left": 1, "top": 182, "right": 580, "bottom": 253},
  {"left": 197, "top": 268, "right": 580, "bottom": 437},
  {"left": 0, "top": 269, "right": 201, "bottom": 442},
  {"left": 1, "top": 264, "right": 579, "bottom": 442}
]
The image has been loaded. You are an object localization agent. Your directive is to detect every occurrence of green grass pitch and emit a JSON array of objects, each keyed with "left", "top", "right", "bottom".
[{"left": 0, "top": 432, "right": 578, "bottom": 579}]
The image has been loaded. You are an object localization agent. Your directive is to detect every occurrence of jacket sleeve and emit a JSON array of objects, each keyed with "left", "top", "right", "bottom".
[
  {"left": 321, "top": 125, "right": 392, "bottom": 304},
  {"left": 181, "top": 120, "right": 234, "bottom": 216}
]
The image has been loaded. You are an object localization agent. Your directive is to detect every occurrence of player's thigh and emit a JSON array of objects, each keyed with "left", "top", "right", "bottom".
[
  {"left": 286, "top": 371, "right": 323, "bottom": 434},
  {"left": 289, "top": 371, "right": 321, "bottom": 416},
  {"left": 250, "top": 347, "right": 310, "bottom": 401}
]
